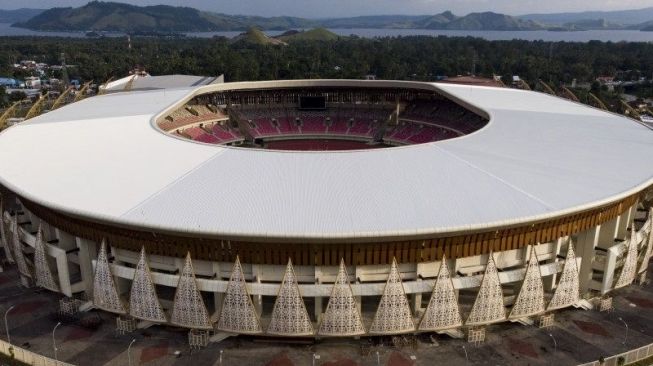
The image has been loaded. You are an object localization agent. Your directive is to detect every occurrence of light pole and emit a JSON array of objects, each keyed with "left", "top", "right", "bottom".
[
  {"left": 618, "top": 317, "right": 629, "bottom": 345},
  {"left": 127, "top": 338, "right": 136, "bottom": 366},
  {"left": 462, "top": 345, "right": 469, "bottom": 365},
  {"left": 548, "top": 333, "right": 557, "bottom": 356},
  {"left": 4, "top": 305, "right": 15, "bottom": 345},
  {"left": 219, "top": 349, "right": 223, "bottom": 365},
  {"left": 376, "top": 350, "right": 380, "bottom": 366},
  {"left": 52, "top": 322, "right": 61, "bottom": 363}
]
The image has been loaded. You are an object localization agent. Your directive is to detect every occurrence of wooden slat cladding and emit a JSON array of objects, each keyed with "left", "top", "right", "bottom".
[{"left": 3, "top": 185, "right": 643, "bottom": 266}]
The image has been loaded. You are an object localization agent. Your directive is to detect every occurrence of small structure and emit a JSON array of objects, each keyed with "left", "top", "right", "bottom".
[
  {"left": 188, "top": 329, "right": 210, "bottom": 349},
  {"left": 639, "top": 271, "right": 648, "bottom": 285},
  {"left": 59, "top": 297, "right": 81, "bottom": 317},
  {"left": 467, "top": 327, "right": 486, "bottom": 344},
  {"left": 598, "top": 296, "right": 613, "bottom": 312},
  {"left": 116, "top": 316, "right": 136, "bottom": 335},
  {"left": 538, "top": 313, "right": 555, "bottom": 328}
]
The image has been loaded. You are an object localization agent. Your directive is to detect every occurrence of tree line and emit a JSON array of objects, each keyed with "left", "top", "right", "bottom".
[{"left": 0, "top": 35, "right": 652, "bottom": 89}]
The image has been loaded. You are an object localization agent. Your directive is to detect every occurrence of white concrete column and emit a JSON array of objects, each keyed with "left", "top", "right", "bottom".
[
  {"left": 354, "top": 266, "right": 362, "bottom": 313},
  {"left": 600, "top": 245, "right": 620, "bottom": 295},
  {"left": 314, "top": 268, "right": 323, "bottom": 321},
  {"left": 25, "top": 210, "right": 39, "bottom": 233},
  {"left": 112, "top": 247, "right": 131, "bottom": 296},
  {"left": 55, "top": 251, "right": 72, "bottom": 297},
  {"left": 575, "top": 225, "right": 600, "bottom": 295},
  {"left": 413, "top": 262, "right": 428, "bottom": 313},
  {"left": 55, "top": 229, "right": 76, "bottom": 251},
  {"left": 76, "top": 237, "right": 97, "bottom": 299},
  {"left": 212, "top": 262, "right": 223, "bottom": 316},
  {"left": 598, "top": 217, "right": 619, "bottom": 248},
  {"left": 543, "top": 238, "right": 562, "bottom": 291},
  {"left": 251, "top": 264, "right": 263, "bottom": 316},
  {"left": 616, "top": 206, "right": 634, "bottom": 240}
]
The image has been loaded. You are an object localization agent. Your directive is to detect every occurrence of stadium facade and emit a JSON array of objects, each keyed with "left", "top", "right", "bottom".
[{"left": 0, "top": 79, "right": 652, "bottom": 339}]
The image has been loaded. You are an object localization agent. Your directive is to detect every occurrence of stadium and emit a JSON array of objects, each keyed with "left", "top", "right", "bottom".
[{"left": 0, "top": 79, "right": 652, "bottom": 343}]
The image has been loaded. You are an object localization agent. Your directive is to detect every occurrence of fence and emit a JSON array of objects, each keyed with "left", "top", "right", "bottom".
[
  {"left": 578, "top": 342, "right": 653, "bottom": 366},
  {"left": 0, "top": 339, "right": 75, "bottom": 366}
]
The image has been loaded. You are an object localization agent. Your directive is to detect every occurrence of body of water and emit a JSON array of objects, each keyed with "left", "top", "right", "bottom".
[{"left": 1, "top": 23, "right": 653, "bottom": 42}]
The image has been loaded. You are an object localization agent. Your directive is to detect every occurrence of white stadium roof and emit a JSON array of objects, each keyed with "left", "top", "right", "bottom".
[{"left": 0, "top": 80, "right": 652, "bottom": 241}]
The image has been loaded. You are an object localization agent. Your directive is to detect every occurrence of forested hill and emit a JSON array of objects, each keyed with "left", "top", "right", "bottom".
[
  {"left": 13, "top": 1, "right": 544, "bottom": 32},
  {"left": 13, "top": 2, "right": 318, "bottom": 32}
]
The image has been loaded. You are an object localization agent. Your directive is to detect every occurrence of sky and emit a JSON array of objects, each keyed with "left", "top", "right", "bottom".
[{"left": 2, "top": 0, "right": 653, "bottom": 18}]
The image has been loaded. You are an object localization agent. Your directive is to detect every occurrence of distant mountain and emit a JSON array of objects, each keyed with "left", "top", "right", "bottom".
[
  {"left": 14, "top": 2, "right": 219, "bottom": 32},
  {"left": 276, "top": 28, "right": 340, "bottom": 42},
  {"left": 414, "top": 11, "right": 458, "bottom": 29},
  {"left": 14, "top": 1, "right": 643, "bottom": 33},
  {"left": 320, "top": 15, "right": 427, "bottom": 29},
  {"left": 444, "top": 12, "right": 544, "bottom": 30},
  {"left": 0, "top": 8, "right": 45, "bottom": 23},
  {"left": 561, "top": 18, "right": 625, "bottom": 31},
  {"left": 13, "top": 1, "right": 317, "bottom": 32},
  {"left": 520, "top": 7, "right": 653, "bottom": 26},
  {"left": 320, "top": 12, "right": 542, "bottom": 30}
]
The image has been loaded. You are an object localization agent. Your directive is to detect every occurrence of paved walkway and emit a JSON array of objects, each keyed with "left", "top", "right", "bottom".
[{"left": 0, "top": 266, "right": 651, "bottom": 366}]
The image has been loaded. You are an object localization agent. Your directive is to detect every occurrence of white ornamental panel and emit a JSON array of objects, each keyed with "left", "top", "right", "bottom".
[
  {"left": 33, "top": 226, "right": 59, "bottom": 292},
  {"left": 615, "top": 223, "right": 638, "bottom": 289},
  {"left": 418, "top": 255, "right": 463, "bottom": 331},
  {"left": 170, "top": 253, "right": 212, "bottom": 329},
  {"left": 12, "top": 217, "right": 31, "bottom": 278},
  {"left": 129, "top": 247, "right": 167, "bottom": 323},
  {"left": 0, "top": 208, "right": 14, "bottom": 264},
  {"left": 267, "top": 259, "right": 314, "bottom": 336},
  {"left": 548, "top": 239, "right": 580, "bottom": 311},
  {"left": 368, "top": 258, "right": 415, "bottom": 335},
  {"left": 466, "top": 252, "right": 506, "bottom": 326},
  {"left": 638, "top": 214, "right": 653, "bottom": 274},
  {"left": 317, "top": 259, "right": 366, "bottom": 337},
  {"left": 509, "top": 247, "right": 545, "bottom": 319},
  {"left": 93, "top": 240, "right": 126, "bottom": 314},
  {"left": 216, "top": 256, "right": 263, "bottom": 334}
]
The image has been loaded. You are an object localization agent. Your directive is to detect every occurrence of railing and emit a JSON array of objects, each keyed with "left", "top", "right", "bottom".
[
  {"left": 578, "top": 342, "right": 653, "bottom": 366},
  {"left": 0, "top": 338, "right": 75, "bottom": 366}
]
